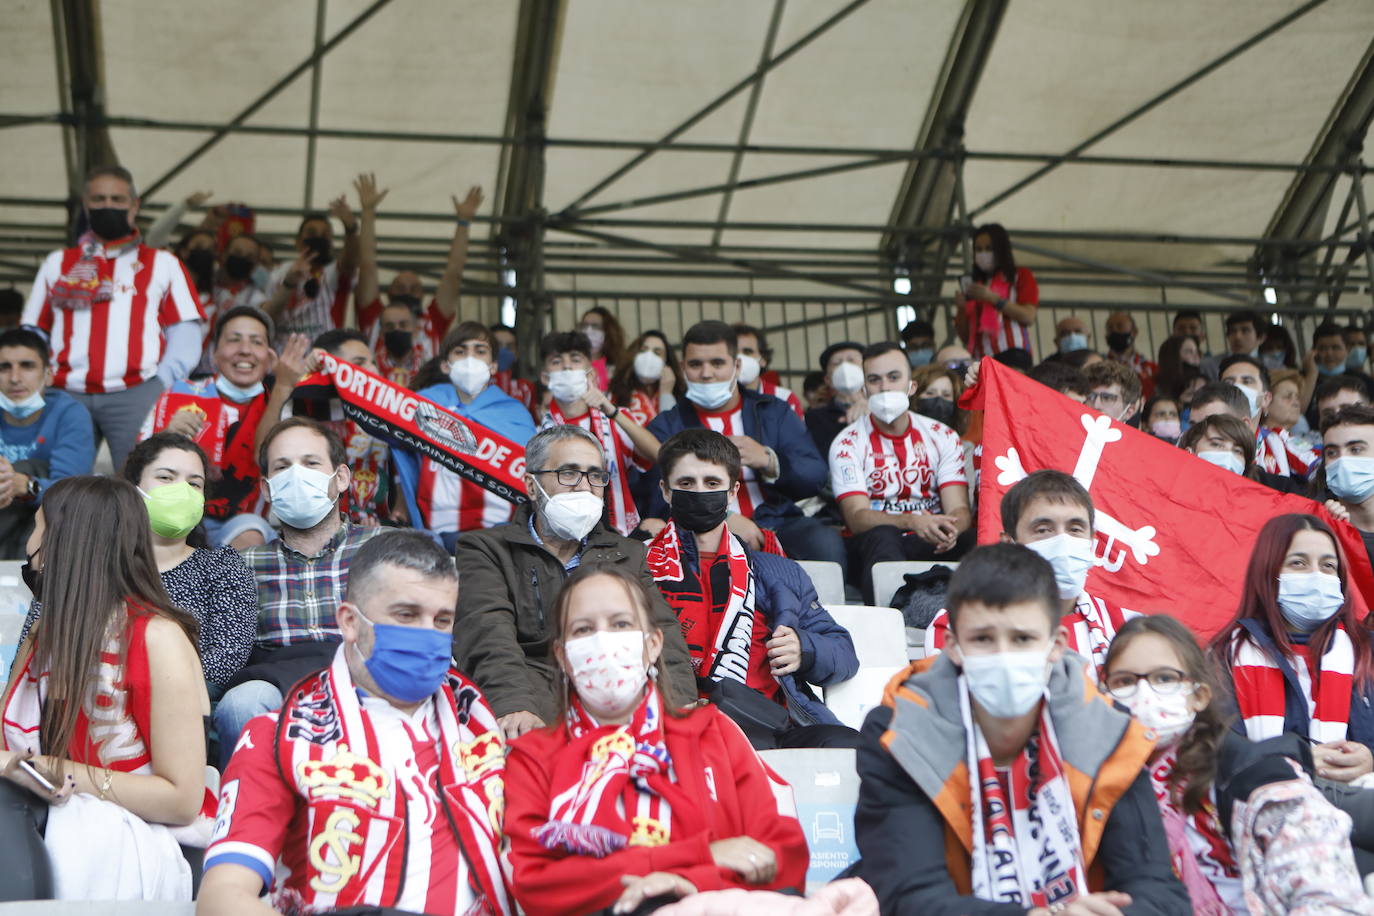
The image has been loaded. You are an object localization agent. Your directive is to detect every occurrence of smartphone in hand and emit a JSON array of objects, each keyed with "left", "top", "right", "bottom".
[{"left": 16, "top": 758, "right": 57, "bottom": 794}]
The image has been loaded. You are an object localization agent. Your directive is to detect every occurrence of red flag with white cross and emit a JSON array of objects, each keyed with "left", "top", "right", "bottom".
[{"left": 964, "top": 358, "right": 1374, "bottom": 639}]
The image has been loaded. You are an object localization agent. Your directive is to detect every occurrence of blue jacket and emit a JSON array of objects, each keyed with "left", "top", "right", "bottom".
[
  {"left": 645, "top": 388, "right": 828, "bottom": 526},
  {"left": 1225, "top": 618, "right": 1374, "bottom": 751},
  {"left": 675, "top": 527, "right": 858, "bottom": 727},
  {"left": 391, "top": 382, "right": 538, "bottom": 534},
  {"left": 0, "top": 389, "right": 95, "bottom": 501}
]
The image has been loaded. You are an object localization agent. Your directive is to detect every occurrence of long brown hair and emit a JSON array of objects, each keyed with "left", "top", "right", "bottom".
[
  {"left": 31, "top": 477, "right": 197, "bottom": 762},
  {"left": 582, "top": 307, "right": 627, "bottom": 369},
  {"left": 1104, "top": 614, "right": 1229, "bottom": 814},
  {"left": 609, "top": 330, "right": 683, "bottom": 407},
  {"left": 549, "top": 563, "right": 687, "bottom": 723}
]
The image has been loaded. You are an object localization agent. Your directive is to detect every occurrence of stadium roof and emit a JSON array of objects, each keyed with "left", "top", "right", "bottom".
[{"left": 4, "top": 0, "right": 1374, "bottom": 359}]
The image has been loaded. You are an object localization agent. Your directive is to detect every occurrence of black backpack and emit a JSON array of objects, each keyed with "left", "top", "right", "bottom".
[{"left": 890, "top": 564, "right": 954, "bottom": 630}]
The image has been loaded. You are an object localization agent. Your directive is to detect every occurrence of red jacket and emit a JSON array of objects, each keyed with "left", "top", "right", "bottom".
[{"left": 504, "top": 703, "right": 808, "bottom": 916}]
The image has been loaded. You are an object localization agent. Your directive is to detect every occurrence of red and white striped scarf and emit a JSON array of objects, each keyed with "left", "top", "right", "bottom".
[
  {"left": 544, "top": 401, "right": 641, "bottom": 536},
  {"left": 1147, "top": 749, "right": 1241, "bottom": 916},
  {"left": 647, "top": 522, "right": 767, "bottom": 691},
  {"left": 273, "top": 649, "right": 511, "bottom": 915},
  {"left": 1229, "top": 625, "right": 1355, "bottom": 744},
  {"left": 534, "top": 689, "right": 677, "bottom": 856},
  {"left": 963, "top": 682, "right": 1087, "bottom": 908},
  {"left": 48, "top": 231, "right": 128, "bottom": 311}
]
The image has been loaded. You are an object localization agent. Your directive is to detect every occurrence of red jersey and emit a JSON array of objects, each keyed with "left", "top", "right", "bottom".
[
  {"left": 959, "top": 267, "right": 1038, "bottom": 359},
  {"left": 493, "top": 370, "right": 536, "bottom": 418},
  {"left": 756, "top": 379, "right": 804, "bottom": 419},
  {"left": 621, "top": 388, "right": 662, "bottom": 426},
  {"left": 358, "top": 296, "right": 448, "bottom": 385},
  {"left": 692, "top": 402, "right": 764, "bottom": 518},
  {"left": 828, "top": 411, "right": 966, "bottom": 515},
  {"left": 542, "top": 402, "right": 650, "bottom": 536},
  {"left": 23, "top": 239, "right": 205, "bottom": 393}
]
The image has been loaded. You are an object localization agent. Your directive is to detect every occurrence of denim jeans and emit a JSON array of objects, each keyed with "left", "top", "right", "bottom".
[{"left": 212, "top": 680, "right": 284, "bottom": 770}]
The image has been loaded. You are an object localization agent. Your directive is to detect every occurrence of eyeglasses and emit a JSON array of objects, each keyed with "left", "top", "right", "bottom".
[
  {"left": 532, "top": 467, "right": 611, "bottom": 488},
  {"left": 1102, "top": 667, "right": 1194, "bottom": 699},
  {"left": 1086, "top": 391, "right": 1122, "bottom": 406}
]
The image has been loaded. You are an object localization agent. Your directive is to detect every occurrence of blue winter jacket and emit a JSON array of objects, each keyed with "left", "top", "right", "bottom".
[
  {"left": 391, "top": 382, "right": 537, "bottom": 534},
  {"left": 645, "top": 388, "right": 828, "bottom": 526},
  {"left": 674, "top": 526, "right": 859, "bottom": 727},
  {"left": 0, "top": 389, "right": 95, "bottom": 500}
]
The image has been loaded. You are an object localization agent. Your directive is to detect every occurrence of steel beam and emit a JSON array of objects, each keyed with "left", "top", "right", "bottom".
[
  {"left": 883, "top": 0, "right": 1007, "bottom": 291},
  {"left": 141, "top": 0, "right": 394, "bottom": 201},
  {"left": 302, "top": 0, "right": 328, "bottom": 210},
  {"left": 558, "top": 0, "right": 873, "bottom": 212},
  {"left": 970, "top": 0, "right": 1330, "bottom": 217},
  {"left": 49, "top": 0, "right": 115, "bottom": 239},
  {"left": 493, "top": 0, "right": 565, "bottom": 363}
]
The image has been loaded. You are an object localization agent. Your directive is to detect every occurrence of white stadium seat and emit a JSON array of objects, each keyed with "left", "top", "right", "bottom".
[
  {"left": 795, "top": 560, "right": 846, "bottom": 607},
  {"left": 824, "top": 605, "right": 908, "bottom": 668},
  {"left": 870, "top": 560, "right": 958, "bottom": 609},
  {"left": 760, "top": 748, "right": 861, "bottom": 893},
  {"left": 824, "top": 666, "right": 905, "bottom": 730}
]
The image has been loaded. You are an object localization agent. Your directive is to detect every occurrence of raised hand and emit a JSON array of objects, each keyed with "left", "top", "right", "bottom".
[
  {"left": 354, "top": 172, "right": 389, "bottom": 213},
  {"left": 184, "top": 190, "right": 214, "bottom": 209},
  {"left": 453, "top": 186, "right": 484, "bottom": 223},
  {"left": 328, "top": 194, "right": 357, "bottom": 232}
]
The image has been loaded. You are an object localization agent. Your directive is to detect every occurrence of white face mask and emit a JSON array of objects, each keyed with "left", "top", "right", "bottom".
[
  {"left": 580, "top": 326, "right": 606, "bottom": 354},
  {"left": 0, "top": 389, "right": 45, "bottom": 419},
  {"left": 534, "top": 479, "right": 603, "bottom": 542},
  {"left": 686, "top": 376, "right": 736, "bottom": 410},
  {"left": 867, "top": 390, "right": 909, "bottom": 425},
  {"left": 1024, "top": 532, "right": 1096, "bottom": 600},
  {"left": 960, "top": 647, "right": 1050, "bottom": 719},
  {"left": 448, "top": 356, "right": 491, "bottom": 396},
  {"left": 1196, "top": 449, "right": 1244, "bottom": 474},
  {"left": 268, "top": 463, "right": 337, "bottom": 529},
  {"left": 633, "top": 350, "right": 664, "bottom": 382},
  {"left": 1276, "top": 571, "right": 1344, "bottom": 631},
  {"left": 974, "top": 251, "right": 996, "bottom": 273},
  {"left": 547, "top": 368, "right": 589, "bottom": 404},
  {"left": 736, "top": 354, "right": 762, "bottom": 386},
  {"left": 1122, "top": 681, "right": 1196, "bottom": 747},
  {"left": 830, "top": 361, "right": 864, "bottom": 394},
  {"left": 1232, "top": 382, "right": 1262, "bottom": 418},
  {"left": 564, "top": 630, "right": 648, "bottom": 713}
]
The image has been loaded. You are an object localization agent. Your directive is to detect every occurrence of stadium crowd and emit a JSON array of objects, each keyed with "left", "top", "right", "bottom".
[{"left": 2, "top": 164, "right": 1374, "bottom": 915}]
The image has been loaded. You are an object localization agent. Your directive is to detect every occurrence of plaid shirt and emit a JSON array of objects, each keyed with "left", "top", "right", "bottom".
[{"left": 242, "top": 521, "right": 380, "bottom": 647}]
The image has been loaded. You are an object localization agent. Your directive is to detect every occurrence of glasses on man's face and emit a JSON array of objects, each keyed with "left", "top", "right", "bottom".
[
  {"left": 533, "top": 468, "right": 611, "bottom": 488},
  {"left": 1102, "top": 666, "right": 1193, "bottom": 699},
  {"left": 1086, "top": 391, "right": 1122, "bottom": 407}
]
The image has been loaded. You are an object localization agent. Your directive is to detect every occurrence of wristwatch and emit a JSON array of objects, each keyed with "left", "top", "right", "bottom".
[{"left": 24, "top": 477, "right": 38, "bottom": 501}]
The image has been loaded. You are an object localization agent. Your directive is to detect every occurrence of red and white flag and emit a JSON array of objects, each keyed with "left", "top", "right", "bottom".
[{"left": 964, "top": 358, "right": 1374, "bottom": 639}]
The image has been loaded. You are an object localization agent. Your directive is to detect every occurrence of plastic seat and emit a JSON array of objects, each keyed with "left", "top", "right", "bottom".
[
  {"left": 795, "top": 560, "right": 846, "bottom": 607},
  {"left": 759, "top": 748, "right": 860, "bottom": 893},
  {"left": 823, "top": 605, "right": 908, "bottom": 668},
  {"left": 870, "top": 560, "right": 958, "bottom": 609}
]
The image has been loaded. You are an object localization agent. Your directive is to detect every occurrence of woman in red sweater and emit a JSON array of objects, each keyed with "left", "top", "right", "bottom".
[{"left": 505, "top": 564, "right": 808, "bottom": 916}]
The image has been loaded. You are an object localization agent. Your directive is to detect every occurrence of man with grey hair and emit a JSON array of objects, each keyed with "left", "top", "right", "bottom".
[
  {"left": 22, "top": 164, "right": 206, "bottom": 469},
  {"left": 454, "top": 424, "right": 696, "bottom": 739},
  {"left": 202, "top": 529, "right": 515, "bottom": 915}
]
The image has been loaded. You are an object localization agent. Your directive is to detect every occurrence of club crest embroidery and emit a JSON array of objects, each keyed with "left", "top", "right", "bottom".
[{"left": 297, "top": 745, "right": 392, "bottom": 807}]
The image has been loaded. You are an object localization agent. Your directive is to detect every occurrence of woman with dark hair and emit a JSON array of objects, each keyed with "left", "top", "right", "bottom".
[
  {"left": 580, "top": 307, "right": 628, "bottom": 390},
  {"left": 910, "top": 364, "right": 964, "bottom": 434},
  {"left": 0, "top": 476, "right": 214, "bottom": 900},
  {"left": 1260, "top": 323, "right": 1298, "bottom": 371},
  {"left": 1143, "top": 395, "right": 1182, "bottom": 443},
  {"left": 1209, "top": 513, "right": 1374, "bottom": 783},
  {"left": 1105, "top": 614, "right": 1369, "bottom": 914},
  {"left": 1180, "top": 414, "right": 1259, "bottom": 481},
  {"left": 1157, "top": 335, "right": 1202, "bottom": 403},
  {"left": 953, "top": 223, "right": 1040, "bottom": 360},
  {"left": 122, "top": 432, "right": 259, "bottom": 694},
  {"left": 504, "top": 564, "right": 807, "bottom": 916},
  {"left": 610, "top": 329, "right": 681, "bottom": 425}
]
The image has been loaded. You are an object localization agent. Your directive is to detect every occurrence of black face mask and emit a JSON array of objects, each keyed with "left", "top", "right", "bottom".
[
  {"left": 20, "top": 551, "right": 41, "bottom": 601},
  {"left": 1106, "top": 331, "right": 1134, "bottom": 353},
  {"left": 222, "top": 253, "right": 255, "bottom": 282},
  {"left": 383, "top": 330, "right": 413, "bottom": 359},
  {"left": 390, "top": 293, "right": 421, "bottom": 310},
  {"left": 185, "top": 248, "right": 215, "bottom": 292},
  {"left": 669, "top": 488, "right": 730, "bottom": 534},
  {"left": 915, "top": 397, "right": 956, "bottom": 427},
  {"left": 303, "top": 277, "right": 322, "bottom": 299},
  {"left": 87, "top": 207, "right": 131, "bottom": 241},
  {"left": 301, "top": 235, "right": 333, "bottom": 266}
]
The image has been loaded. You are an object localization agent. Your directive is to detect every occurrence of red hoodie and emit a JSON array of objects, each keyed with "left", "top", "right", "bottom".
[{"left": 504, "top": 703, "right": 808, "bottom": 916}]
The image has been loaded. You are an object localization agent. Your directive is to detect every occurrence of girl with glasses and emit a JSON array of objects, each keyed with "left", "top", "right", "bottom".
[{"left": 1104, "top": 613, "right": 1370, "bottom": 915}]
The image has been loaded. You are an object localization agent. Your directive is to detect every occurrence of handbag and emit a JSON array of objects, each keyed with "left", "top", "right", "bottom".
[{"left": 708, "top": 678, "right": 790, "bottom": 745}]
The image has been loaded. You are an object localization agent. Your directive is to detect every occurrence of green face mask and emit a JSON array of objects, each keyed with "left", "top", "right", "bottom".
[{"left": 140, "top": 481, "right": 205, "bottom": 539}]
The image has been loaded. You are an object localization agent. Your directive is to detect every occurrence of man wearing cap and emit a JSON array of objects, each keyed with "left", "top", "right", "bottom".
[{"left": 805, "top": 341, "right": 868, "bottom": 456}]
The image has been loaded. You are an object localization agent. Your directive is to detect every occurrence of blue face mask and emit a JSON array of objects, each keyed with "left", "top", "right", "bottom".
[
  {"left": 496, "top": 347, "right": 516, "bottom": 373},
  {"left": 1348, "top": 347, "right": 1368, "bottom": 371},
  {"left": 252, "top": 265, "right": 271, "bottom": 291},
  {"left": 1318, "top": 362, "right": 1345, "bottom": 377},
  {"left": 1327, "top": 456, "right": 1374, "bottom": 504},
  {"left": 1276, "top": 571, "right": 1344, "bottom": 632},
  {"left": 1058, "top": 332, "right": 1089, "bottom": 353},
  {"left": 906, "top": 347, "right": 933, "bottom": 369},
  {"left": 215, "top": 374, "right": 265, "bottom": 402},
  {"left": 351, "top": 606, "right": 453, "bottom": 704},
  {"left": 0, "top": 389, "right": 45, "bottom": 419},
  {"left": 1196, "top": 449, "right": 1244, "bottom": 474}
]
